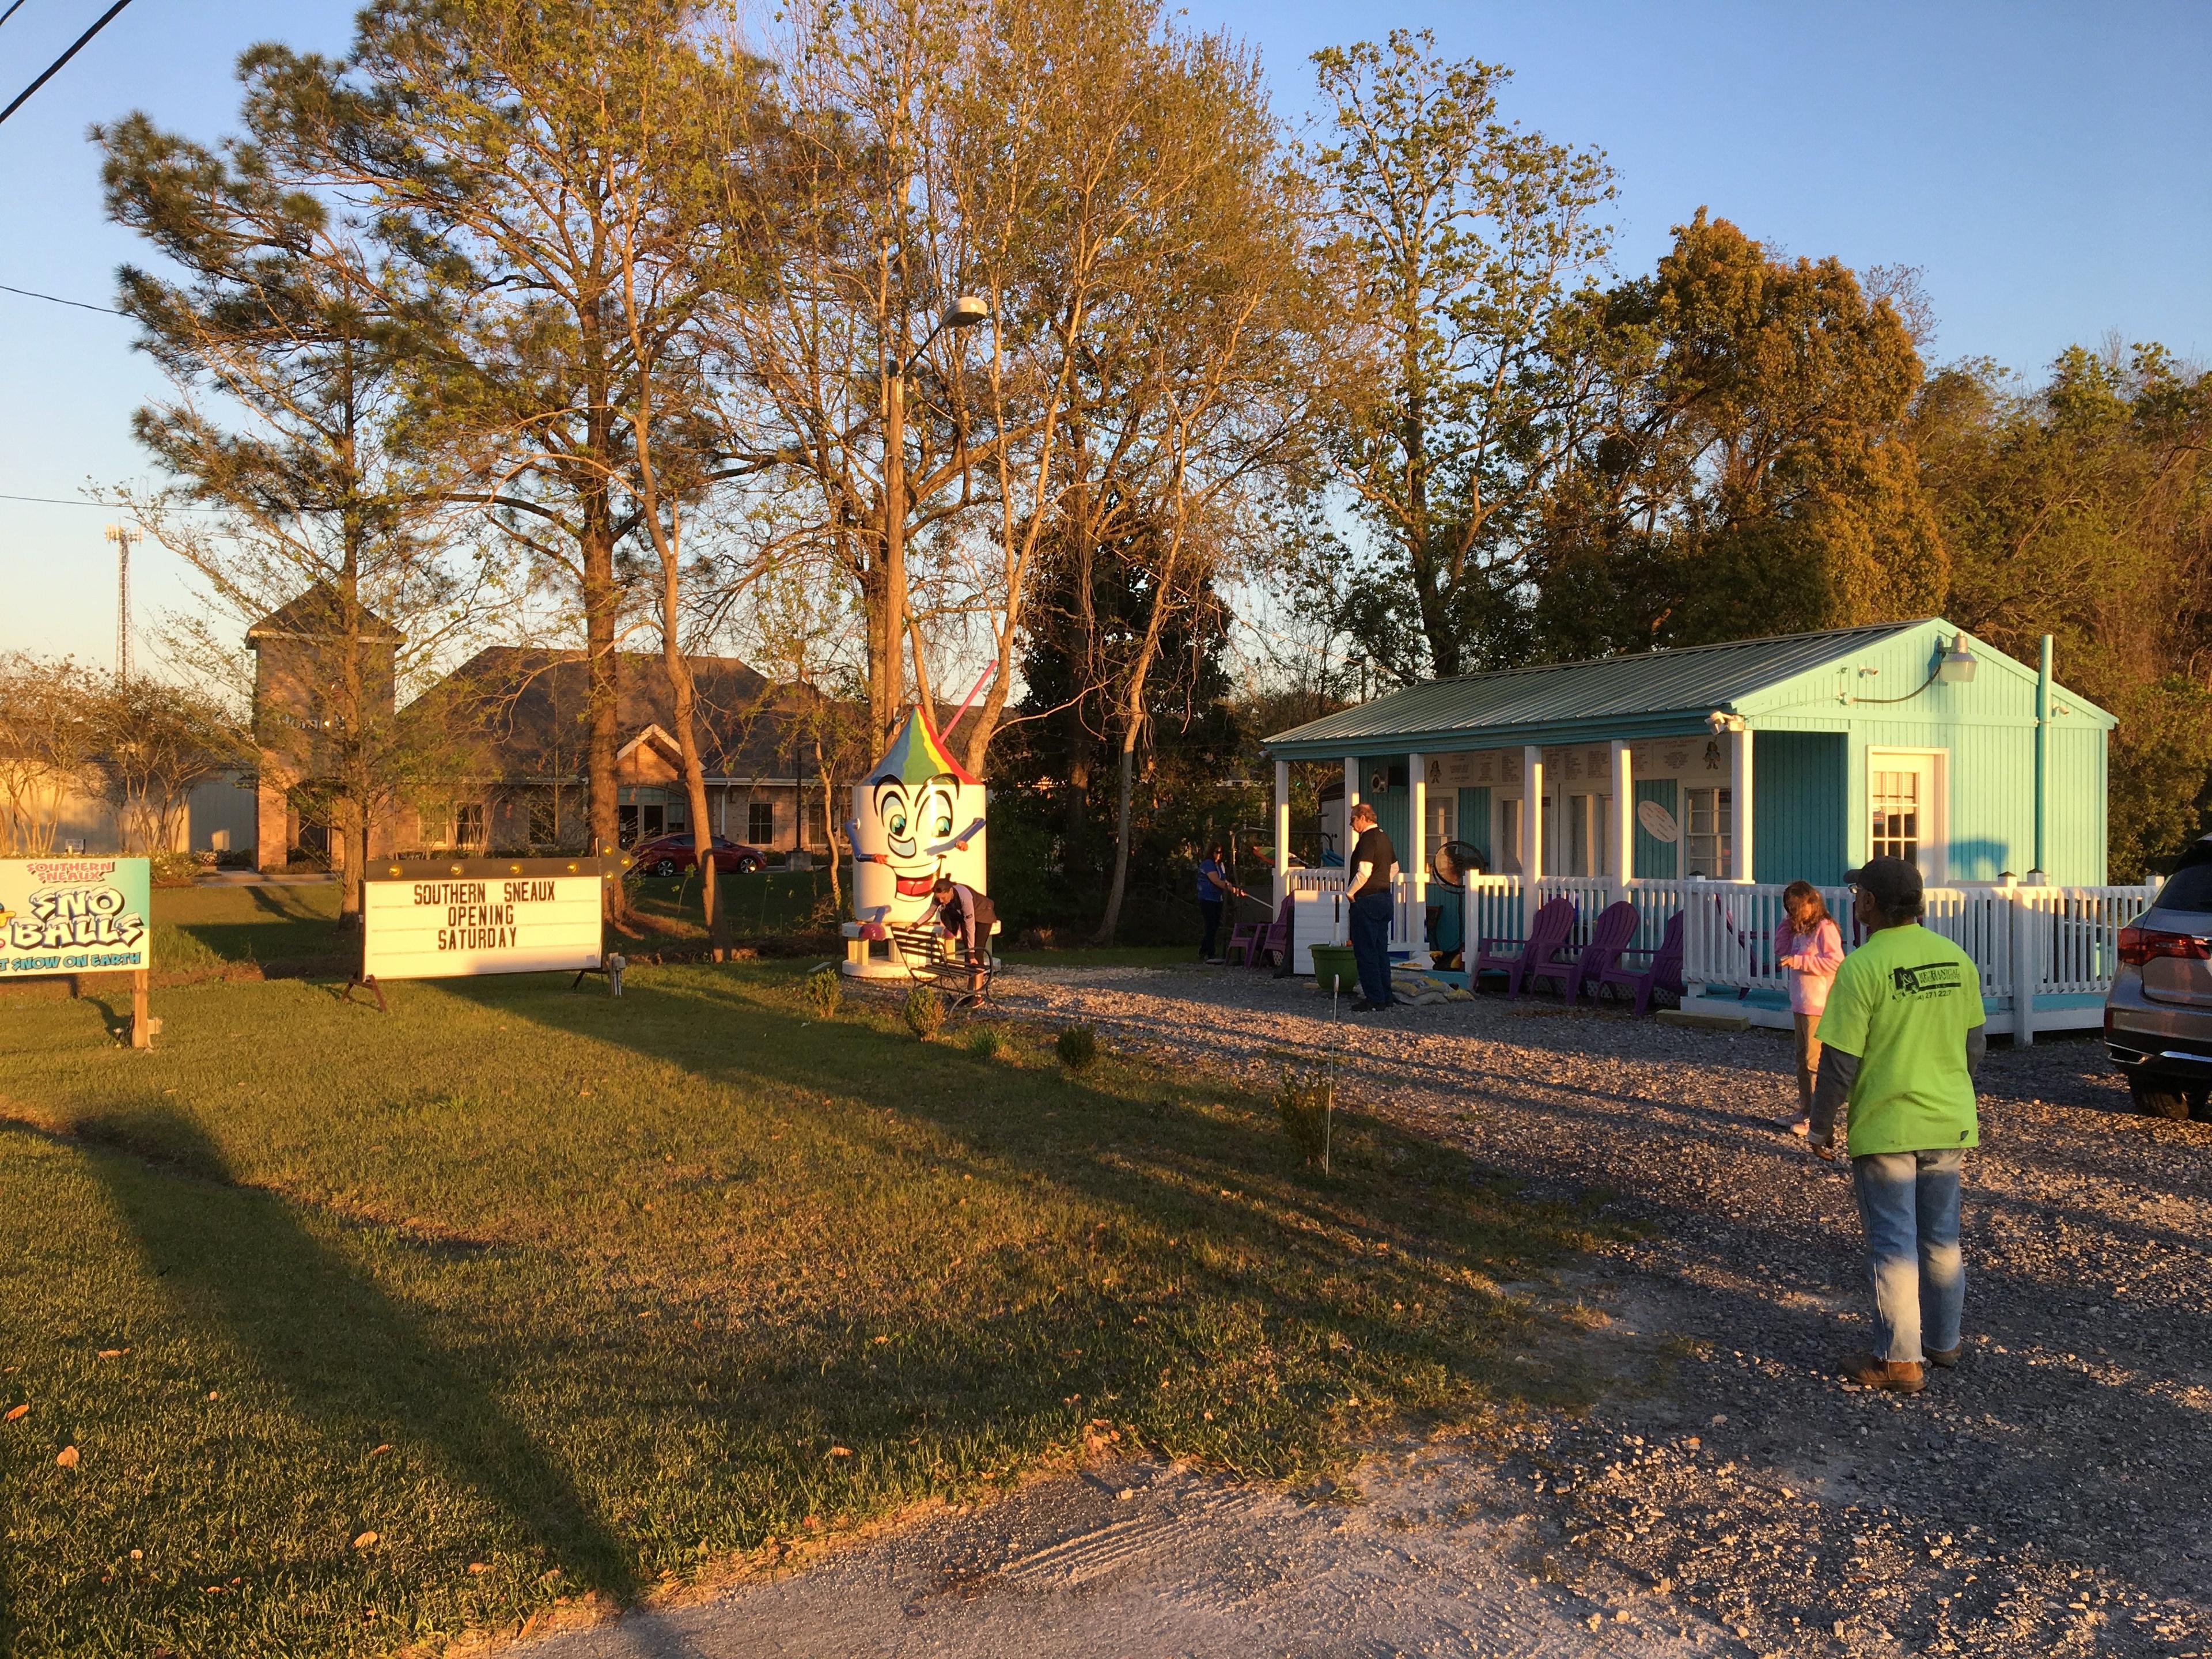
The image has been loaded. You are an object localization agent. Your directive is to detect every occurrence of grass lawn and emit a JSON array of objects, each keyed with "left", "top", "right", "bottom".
[
  {"left": 0, "top": 899, "right": 1604, "bottom": 1658},
  {"left": 151, "top": 880, "right": 351, "bottom": 976}
]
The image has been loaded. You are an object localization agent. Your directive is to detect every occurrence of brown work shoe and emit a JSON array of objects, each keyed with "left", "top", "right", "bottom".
[
  {"left": 1843, "top": 1354, "right": 1926, "bottom": 1393},
  {"left": 1925, "top": 1346, "right": 1960, "bottom": 1369}
]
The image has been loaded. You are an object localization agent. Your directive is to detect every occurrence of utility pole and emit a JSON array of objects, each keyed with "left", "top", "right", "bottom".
[{"left": 104, "top": 523, "right": 135, "bottom": 680}]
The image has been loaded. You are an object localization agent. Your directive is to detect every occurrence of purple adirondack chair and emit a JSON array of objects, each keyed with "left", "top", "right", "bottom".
[
  {"left": 1254, "top": 896, "right": 1294, "bottom": 971},
  {"left": 1227, "top": 896, "right": 1290, "bottom": 968},
  {"left": 1222, "top": 914, "right": 1264, "bottom": 965},
  {"left": 1594, "top": 910, "right": 1686, "bottom": 1016},
  {"left": 1475, "top": 897, "right": 1577, "bottom": 999},
  {"left": 1531, "top": 899, "right": 1640, "bottom": 1002}
]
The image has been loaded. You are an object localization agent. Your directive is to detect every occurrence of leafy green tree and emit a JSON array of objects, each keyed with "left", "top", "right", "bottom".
[
  {"left": 96, "top": 91, "right": 477, "bottom": 918},
  {"left": 244, "top": 0, "right": 765, "bottom": 922},
  {"left": 997, "top": 501, "right": 1240, "bottom": 942},
  {"left": 1914, "top": 345, "right": 2212, "bottom": 876},
  {"left": 0, "top": 656, "right": 101, "bottom": 857},
  {"left": 89, "top": 676, "right": 252, "bottom": 855},
  {"left": 1306, "top": 29, "right": 1613, "bottom": 680},
  {"left": 1530, "top": 210, "right": 1942, "bottom": 656}
]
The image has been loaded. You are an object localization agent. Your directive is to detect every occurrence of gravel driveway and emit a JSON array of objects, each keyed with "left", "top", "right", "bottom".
[{"left": 986, "top": 964, "right": 2212, "bottom": 1659}]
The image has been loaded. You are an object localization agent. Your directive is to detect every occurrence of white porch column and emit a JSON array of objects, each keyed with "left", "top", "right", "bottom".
[
  {"left": 1343, "top": 756, "right": 1361, "bottom": 868},
  {"left": 1729, "top": 722, "right": 1754, "bottom": 881},
  {"left": 1407, "top": 752, "right": 1429, "bottom": 967},
  {"left": 1272, "top": 757, "right": 1290, "bottom": 910},
  {"left": 1521, "top": 744, "right": 1545, "bottom": 933},
  {"left": 1408, "top": 752, "right": 1427, "bottom": 898},
  {"left": 1609, "top": 740, "right": 1635, "bottom": 889}
]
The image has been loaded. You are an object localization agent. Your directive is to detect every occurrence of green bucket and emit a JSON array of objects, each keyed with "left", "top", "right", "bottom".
[{"left": 1310, "top": 942, "right": 1358, "bottom": 994}]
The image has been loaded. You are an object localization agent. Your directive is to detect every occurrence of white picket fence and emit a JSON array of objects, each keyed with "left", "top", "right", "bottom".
[
  {"left": 1280, "top": 868, "right": 2155, "bottom": 1035},
  {"left": 1435, "top": 874, "right": 2155, "bottom": 1039},
  {"left": 1284, "top": 870, "right": 1426, "bottom": 971}
]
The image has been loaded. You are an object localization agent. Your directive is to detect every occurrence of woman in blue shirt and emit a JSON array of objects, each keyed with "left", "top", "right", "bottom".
[{"left": 1196, "top": 844, "right": 1232, "bottom": 963}]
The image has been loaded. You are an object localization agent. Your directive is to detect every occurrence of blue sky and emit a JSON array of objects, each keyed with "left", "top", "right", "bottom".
[{"left": 2, "top": 0, "right": 2206, "bottom": 665}]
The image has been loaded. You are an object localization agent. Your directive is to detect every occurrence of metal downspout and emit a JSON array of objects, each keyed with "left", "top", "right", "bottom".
[{"left": 2032, "top": 633, "right": 2052, "bottom": 878}]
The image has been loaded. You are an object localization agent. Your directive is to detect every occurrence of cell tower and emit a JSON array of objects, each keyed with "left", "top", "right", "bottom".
[{"left": 104, "top": 524, "right": 134, "bottom": 680}]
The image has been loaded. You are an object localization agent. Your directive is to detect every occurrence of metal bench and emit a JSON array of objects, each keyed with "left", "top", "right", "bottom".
[{"left": 888, "top": 921, "right": 998, "bottom": 1009}]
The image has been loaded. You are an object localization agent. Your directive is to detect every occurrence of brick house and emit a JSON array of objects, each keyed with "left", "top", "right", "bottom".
[{"left": 248, "top": 588, "right": 853, "bottom": 870}]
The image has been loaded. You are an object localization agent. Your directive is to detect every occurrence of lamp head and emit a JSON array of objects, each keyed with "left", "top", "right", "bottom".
[
  {"left": 940, "top": 295, "right": 990, "bottom": 330},
  {"left": 1938, "top": 638, "right": 1977, "bottom": 684}
]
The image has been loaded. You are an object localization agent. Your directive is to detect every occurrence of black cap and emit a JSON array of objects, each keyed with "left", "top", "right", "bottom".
[{"left": 1844, "top": 855, "right": 1922, "bottom": 914}]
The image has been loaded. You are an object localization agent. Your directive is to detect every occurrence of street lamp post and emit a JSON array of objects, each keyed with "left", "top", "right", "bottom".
[{"left": 882, "top": 295, "right": 990, "bottom": 724}]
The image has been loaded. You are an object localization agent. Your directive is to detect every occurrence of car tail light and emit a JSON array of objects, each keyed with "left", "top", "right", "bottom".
[{"left": 2118, "top": 925, "right": 2212, "bottom": 966}]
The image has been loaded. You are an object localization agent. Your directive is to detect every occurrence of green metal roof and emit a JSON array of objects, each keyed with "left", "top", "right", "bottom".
[{"left": 1265, "top": 621, "right": 1922, "bottom": 755}]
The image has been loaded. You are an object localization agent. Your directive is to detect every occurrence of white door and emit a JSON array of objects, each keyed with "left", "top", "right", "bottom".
[{"left": 1867, "top": 752, "right": 1944, "bottom": 880}]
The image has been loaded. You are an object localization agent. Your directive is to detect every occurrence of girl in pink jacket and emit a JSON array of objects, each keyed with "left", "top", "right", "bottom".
[{"left": 1777, "top": 880, "right": 1844, "bottom": 1136}]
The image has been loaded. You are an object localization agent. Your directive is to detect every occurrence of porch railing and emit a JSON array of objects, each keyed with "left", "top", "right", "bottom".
[
  {"left": 1450, "top": 874, "right": 2154, "bottom": 1034},
  {"left": 1286, "top": 872, "right": 1428, "bottom": 967},
  {"left": 1298, "top": 867, "right": 2156, "bottom": 1023}
]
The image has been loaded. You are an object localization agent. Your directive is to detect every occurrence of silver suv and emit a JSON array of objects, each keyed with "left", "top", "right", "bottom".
[{"left": 2107, "top": 836, "right": 2212, "bottom": 1119}]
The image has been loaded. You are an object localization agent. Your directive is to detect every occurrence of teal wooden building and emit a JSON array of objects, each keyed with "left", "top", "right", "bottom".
[{"left": 1261, "top": 619, "right": 2114, "bottom": 899}]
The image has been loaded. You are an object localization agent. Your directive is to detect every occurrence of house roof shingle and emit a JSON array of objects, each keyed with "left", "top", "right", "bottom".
[
  {"left": 422, "top": 647, "right": 852, "bottom": 781},
  {"left": 245, "top": 582, "right": 402, "bottom": 645},
  {"left": 1264, "top": 622, "right": 1923, "bottom": 752}
]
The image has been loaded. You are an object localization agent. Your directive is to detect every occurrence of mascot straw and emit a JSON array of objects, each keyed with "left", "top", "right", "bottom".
[{"left": 842, "top": 707, "right": 987, "bottom": 976}]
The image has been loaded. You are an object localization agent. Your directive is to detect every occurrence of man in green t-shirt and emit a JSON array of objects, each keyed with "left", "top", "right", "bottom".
[{"left": 1810, "top": 856, "right": 1987, "bottom": 1395}]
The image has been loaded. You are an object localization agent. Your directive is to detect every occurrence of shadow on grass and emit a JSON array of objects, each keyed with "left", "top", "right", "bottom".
[
  {"left": 442, "top": 968, "right": 1605, "bottom": 1464},
  {"left": 149, "top": 882, "right": 351, "bottom": 969},
  {"left": 79, "top": 1109, "right": 639, "bottom": 1607}
]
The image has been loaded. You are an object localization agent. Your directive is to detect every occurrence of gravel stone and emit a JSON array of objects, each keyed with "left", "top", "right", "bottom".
[{"left": 986, "top": 963, "right": 2212, "bottom": 1658}]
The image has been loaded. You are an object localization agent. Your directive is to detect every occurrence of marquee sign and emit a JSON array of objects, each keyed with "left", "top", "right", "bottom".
[
  {"left": 0, "top": 857, "right": 152, "bottom": 978},
  {"left": 362, "top": 857, "right": 605, "bottom": 981}
]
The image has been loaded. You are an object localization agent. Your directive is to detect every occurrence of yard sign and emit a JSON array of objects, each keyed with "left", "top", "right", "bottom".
[
  {"left": 362, "top": 857, "right": 604, "bottom": 980},
  {"left": 0, "top": 856, "right": 151, "bottom": 978}
]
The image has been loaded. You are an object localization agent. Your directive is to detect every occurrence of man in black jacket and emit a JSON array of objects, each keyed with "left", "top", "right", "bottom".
[{"left": 1346, "top": 802, "right": 1396, "bottom": 1011}]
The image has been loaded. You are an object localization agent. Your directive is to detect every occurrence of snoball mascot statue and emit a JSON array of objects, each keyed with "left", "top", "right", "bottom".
[{"left": 840, "top": 709, "right": 989, "bottom": 978}]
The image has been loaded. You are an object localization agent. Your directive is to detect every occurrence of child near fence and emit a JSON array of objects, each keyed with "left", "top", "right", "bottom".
[{"left": 1777, "top": 880, "right": 1845, "bottom": 1136}]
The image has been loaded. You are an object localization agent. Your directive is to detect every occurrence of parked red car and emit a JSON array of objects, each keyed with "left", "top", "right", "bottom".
[{"left": 631, "top": 833, "right": 767, "bottom": 877}]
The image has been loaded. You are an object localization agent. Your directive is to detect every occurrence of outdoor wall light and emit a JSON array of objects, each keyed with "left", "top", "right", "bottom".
[
  {"left": 1705, "top": 711, "right": 1745, "bottom": 734},
  {"left": 1939, "top": 638, "right": 1978, "bottom": 683}
]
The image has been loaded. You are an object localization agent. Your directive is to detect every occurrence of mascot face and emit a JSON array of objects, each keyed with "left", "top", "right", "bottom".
[{"left": 850, "top": 709, "right": 987, "bottom": 928}]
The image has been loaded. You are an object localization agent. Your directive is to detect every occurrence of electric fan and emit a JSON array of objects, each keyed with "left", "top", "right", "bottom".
[{"left": 1429, "top": 839, "right": 1485, "bottom": 890}]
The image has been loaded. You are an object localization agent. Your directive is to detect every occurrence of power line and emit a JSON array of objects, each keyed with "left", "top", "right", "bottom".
[
  {"left": 0, "top": 1, "right": 33, "bottom": 32},
  {"left": 0, "top": 280, "right": 122, "bottom": 315},
  {"left": 0, "top": 0, "right": 139, "bottom": 128},
  {"left": 0, "top": 491, "right": 224, "bottom": 512}
]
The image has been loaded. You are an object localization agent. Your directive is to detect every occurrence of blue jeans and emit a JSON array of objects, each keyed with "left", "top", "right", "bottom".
[
  {"left": 1850, "top": 1148, "right": 1965, "bottom": 1363},
  {"left": 1199, "top": 898, "right": 1224, "bottom": 959},
  {"left": 1349, "top": 891, "right": 1393, "bottom": 1005}
]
